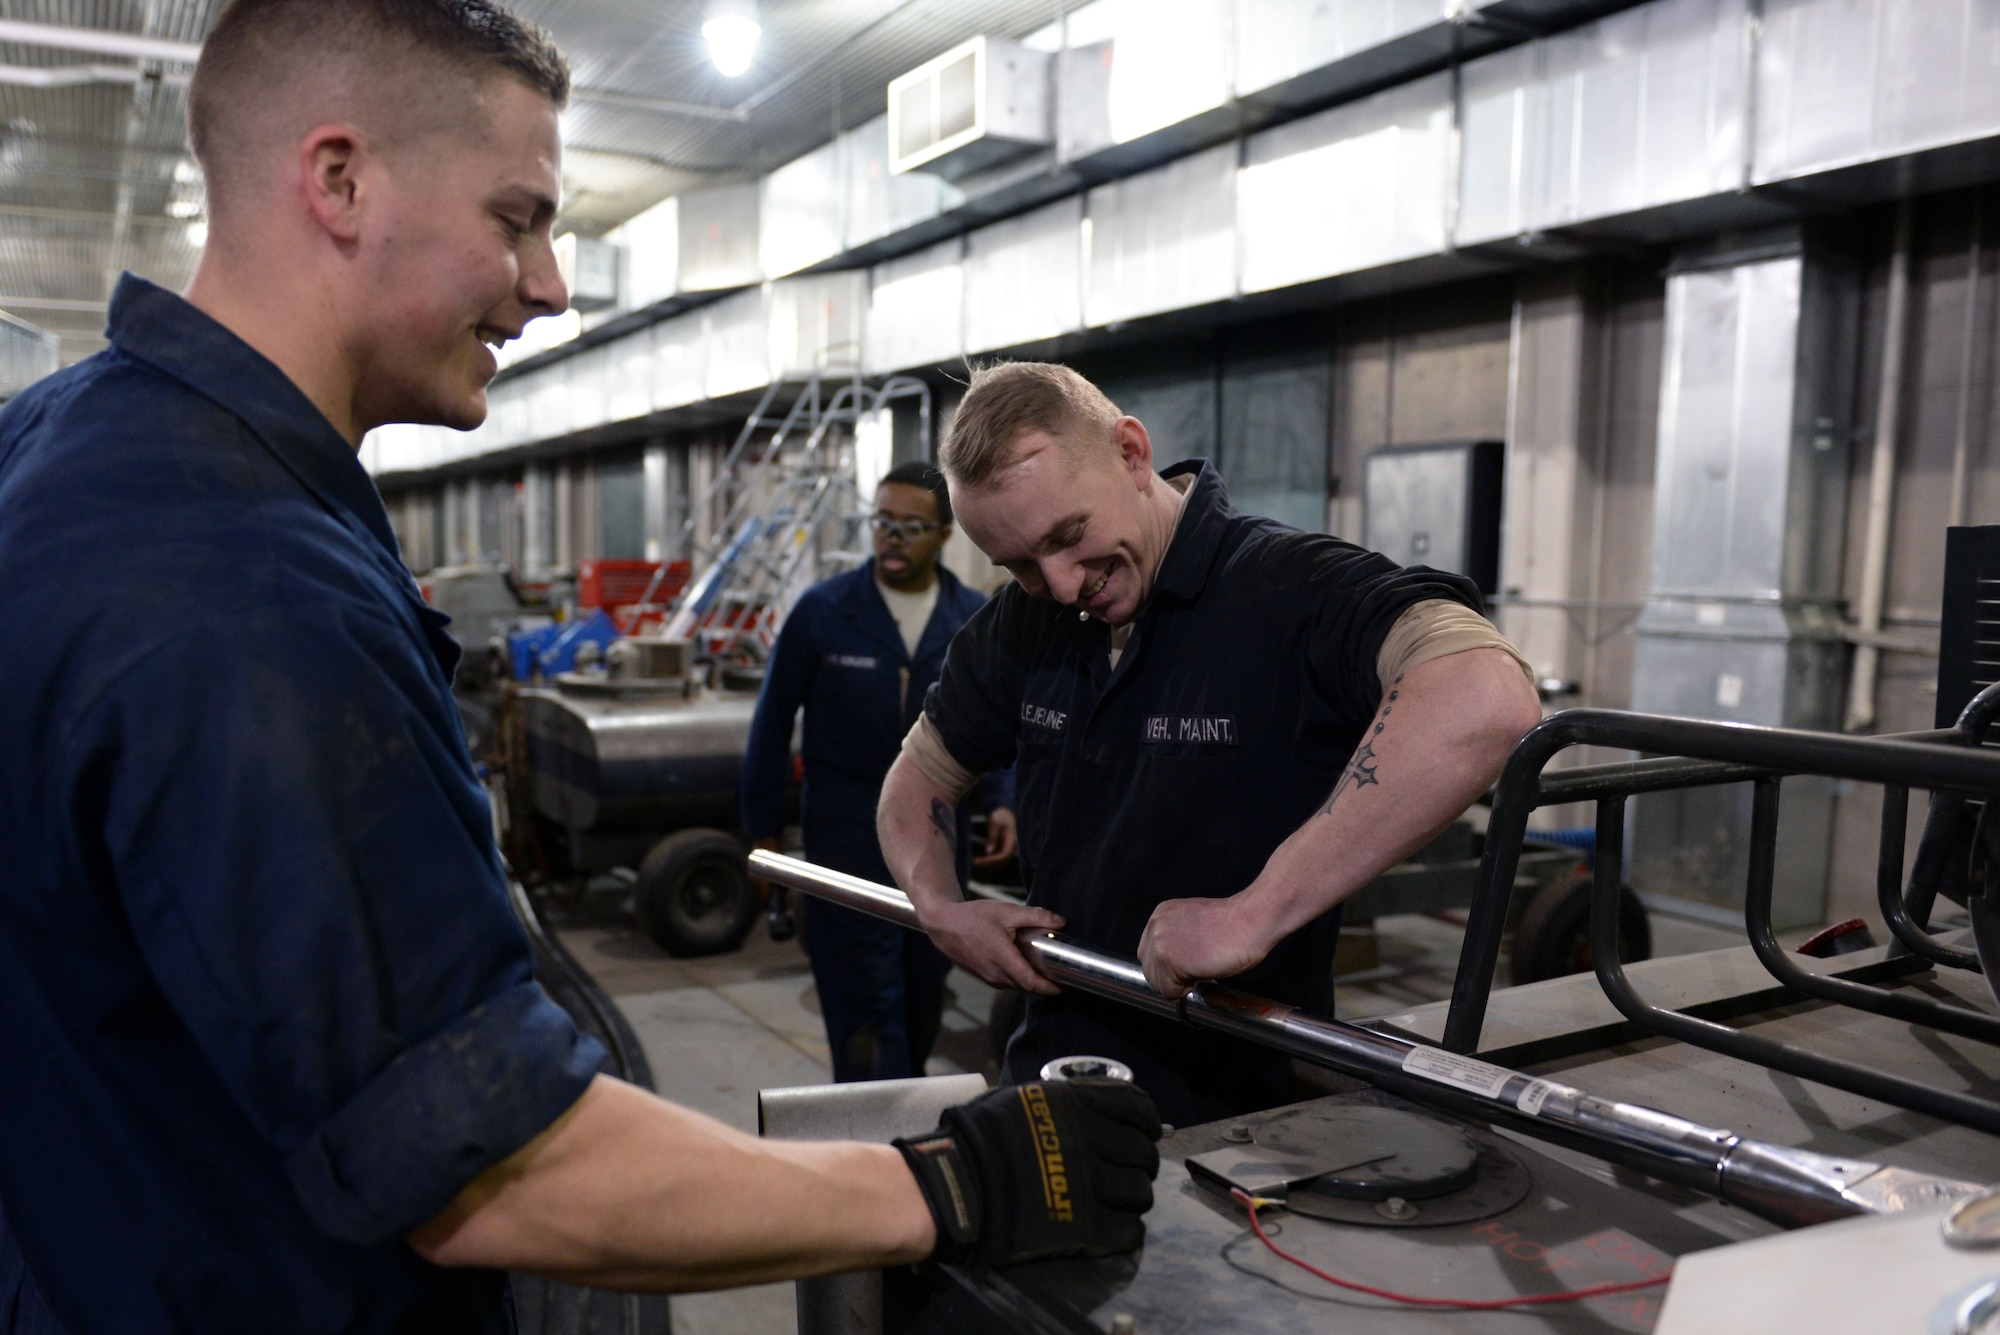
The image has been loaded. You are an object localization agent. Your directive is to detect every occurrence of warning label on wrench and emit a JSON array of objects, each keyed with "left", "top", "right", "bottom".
[
  {"left": 1400, "top": 1047, "right": 1513, "bottom": 1099},
  {"left": 1516, "top": 1078, "right": 1577, "bottom": 1116}
]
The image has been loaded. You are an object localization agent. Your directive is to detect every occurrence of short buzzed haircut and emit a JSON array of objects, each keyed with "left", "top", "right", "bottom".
[
  {"left": 941, "top": 362, "right": 1123, "bottom": 490},
  {"left": 878, "top": 460, "right": 952, "bottom": 524},
  {"left": 189, "top": 0, "right": 569, "bottom": 214}
]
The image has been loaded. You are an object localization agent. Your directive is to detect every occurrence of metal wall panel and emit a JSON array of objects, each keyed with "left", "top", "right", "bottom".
[
  {"left": 1234, "top": 0, "right": 1446, "bottom": 99},
  {"left": 1057, "top": 0, "right": 1233, "bottom": 158},
  {"left": 528, "top": 374, "right": 574, "bottom": 445},
  {"left": 1628, "top": 236, "right": 1858, "bottom": 924},
  {"left": 1459, "top": 0, "right": 1748, "bottom": 243},
  {"left": 1221, "top": 347, "right": 1330, "bottom": 532},
  {"left": 1756, "top": 0, "right": 2000, "bottom": 184},
  {"left": 605, "top": 323, "right": 655, "bottom": 424},
  {"left": 865, "top": 238, "right": 965, "bottom": 374},
  {"left": 843, "top": 114, "right": 962, "bottom": 250},
  {"left": 1084, "top": 142, "right": 1237, "bottom": 327},
  {"left": 652, "top": 309, "right": 709, "bottom": 411},
  {"left": 1456, "top": 43, "right": 1536, "bottom": 246},
  {"left": 1097, "top": 370, "right": 1218, "bottom": 465},
  {"left": 363, "top": 424, "right": 426, "bottom": 476},
  {"left": 487, "top": 386, "right": 532, "bottom": 453},
  {"left": 1645, "top": 249, "right": 1855, "bottom": 602},
  {"left": 705, "top": 287, "right": 772, "bottom": 399},
  {"left": 565, "top": 346, "right": 613, "bottom": 438},
  {"left": 677, "top": 183, "right": 763, "bottom": 292},
  {"left": 611, "top": 197, "right": 679, "bottom": 308},
  {"left": 761, "top": 139, "right": 845, "bottom": 280},
  {"left": 962, "top": 196, "right": 1084, "bottom": 353},
  {"left": 1107, "top": 0, "right": 1234, "bottom": 146},
  {"left": 1551, "top": 0, "right": 1747, "bottom": 227},
  {"left": 768, "top": 272, "right": 869, "bottom": 377},
  {"left": 0, "top": 311, "right": 57, "bottom": 398},
  {"left": 1651, "top": 260, "right": 1800, "bottom": 598},
  {"left": 1237, "top": 73, "right": 1450, "bottom": 293}
]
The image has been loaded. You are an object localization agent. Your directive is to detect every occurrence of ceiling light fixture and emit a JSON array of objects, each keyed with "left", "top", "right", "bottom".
[{"left": 702, "top": 0, "right": 760, "bottom": 79}]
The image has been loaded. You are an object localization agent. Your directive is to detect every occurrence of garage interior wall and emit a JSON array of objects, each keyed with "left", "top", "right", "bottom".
[{"left": 369, "top": 186, "right": 2000, "bottom": 915}]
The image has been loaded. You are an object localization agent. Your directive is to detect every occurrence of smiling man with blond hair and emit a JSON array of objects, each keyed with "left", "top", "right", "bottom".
[
  {"left": 879, "top": 360, "right": 1543, "bottom": 1127},
  {"left": 0, "top": 6, "right": 1156, "bottom": 1331}
]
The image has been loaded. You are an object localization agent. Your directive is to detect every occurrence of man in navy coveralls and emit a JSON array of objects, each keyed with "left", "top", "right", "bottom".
[
  {"left": 0, "top": 5, "right": 1158, "bottom": 1331},
  {"left": 742, "top": 462, "right": 1017, "bottom": 1082},
  {"left": 878, "top": 362, "right": 1543, "bottom": 1127}
]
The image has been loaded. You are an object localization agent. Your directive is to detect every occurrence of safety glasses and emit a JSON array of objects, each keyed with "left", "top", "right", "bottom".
[{"left": 870, "top": 515, "right": 945, "bottom": 542}]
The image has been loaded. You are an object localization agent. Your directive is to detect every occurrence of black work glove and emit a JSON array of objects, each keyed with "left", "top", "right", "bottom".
[{"left": 894, "top": 1078, "right": 1162, "bottom": 1268}]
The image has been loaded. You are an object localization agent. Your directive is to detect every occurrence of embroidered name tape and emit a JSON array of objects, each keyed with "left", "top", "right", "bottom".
[
  {"left": 824, "top": 653, "right": 878, "bottom": 669},
  {"left": 1141, "top": 715, "right": 1238, "bottom": 745},
  {"left": 1020, "top": 703, "right": 1068, "bottom": 734}
]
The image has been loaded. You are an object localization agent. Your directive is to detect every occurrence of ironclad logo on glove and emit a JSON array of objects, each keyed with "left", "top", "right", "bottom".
[
  {"left": 895, "top": 1077, "right": 1162, "bottom": 1269},
  {"left": 1018, "top": 1084, "right": 1074, "bottom": 1223}
]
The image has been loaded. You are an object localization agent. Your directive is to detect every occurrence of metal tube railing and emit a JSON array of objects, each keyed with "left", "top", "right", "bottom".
[
  {"left": 1444, "top": 711, "right": 2000, "bottom": 1053},
  {"left": 1736, "top": 780, "right": 2000, "bottom": 1043},
  {"left": 1584, "top": 793, "right": 2000, "bottom": 1136},
  {"left": 749, "top": 850, "right": 1975, "bottom": 1230}
]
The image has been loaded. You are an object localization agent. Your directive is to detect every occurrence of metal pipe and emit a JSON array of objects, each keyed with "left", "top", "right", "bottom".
[
  {"left": 0, "top": 19, "right": 199, "bottom": 65},
  {"left": 749, "top": 851, "right": 1977, "bottom": 1229},
  {"left": 1847, "top": 197, "right": 1916, "bottom": 733},
  {"left": 0, "top": 61, "right": 188, "bottom": 89}
]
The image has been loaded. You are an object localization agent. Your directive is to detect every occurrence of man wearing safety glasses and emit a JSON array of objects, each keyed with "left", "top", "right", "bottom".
[{"left": 742, "top": 462, "right": 1017, "bottom": 1081}]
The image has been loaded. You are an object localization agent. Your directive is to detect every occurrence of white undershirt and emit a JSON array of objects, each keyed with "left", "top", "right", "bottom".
[
  {"left": 1107, "top": 474, "right": 1194, "bottom": 670},
  {"left": 877, "top": 579, "right": 939, "bottom": 658}
]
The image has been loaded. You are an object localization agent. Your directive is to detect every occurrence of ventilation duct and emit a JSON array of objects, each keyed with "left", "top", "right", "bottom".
[
  {"left": 888, "top": 36, "right": 1051, "bottom": 180},
  {"left": 1627, "top": 228, "right": 1859, "bottom": 927}
]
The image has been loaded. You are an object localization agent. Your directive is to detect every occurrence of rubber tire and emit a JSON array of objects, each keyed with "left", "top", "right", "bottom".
[
  {"left": 635, "top": 829, "right": 757, "bottom": 959},
  {"left": 1510, "top": 870, "right": 1652, "bottom": 986}
]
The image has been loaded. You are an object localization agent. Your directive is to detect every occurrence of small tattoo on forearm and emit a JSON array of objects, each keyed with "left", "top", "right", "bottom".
[
  {"left": 930, "top": 798, "right": 958, "bottom": 851},
  {"left": 1319, "top": 677, "right": 1400, "bottom": 816}
]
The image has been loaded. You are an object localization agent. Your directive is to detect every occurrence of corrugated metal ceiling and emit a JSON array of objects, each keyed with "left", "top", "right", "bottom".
[{"left": 0, "top": 0, "right": 1065, "bottom": 362}]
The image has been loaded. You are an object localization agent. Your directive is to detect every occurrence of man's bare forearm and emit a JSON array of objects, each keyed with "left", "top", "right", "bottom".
[
  {"left": 1238, "top": 648, "right": 1541, "bottom": 943},
  {"left": 411, "top": 1075, "right": 934, "bottom": 1291},
  {"left": 878, "top": 755, "right": 966, "bottom": 914},
  {"left": 879, "top": 755, "right": 1066, "bottom": 993}
]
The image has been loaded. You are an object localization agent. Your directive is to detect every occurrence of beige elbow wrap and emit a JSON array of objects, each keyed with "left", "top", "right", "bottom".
[
  {"left": 1376, "top": 600, "right": 1535, "bottom": 691},
  {"left": 900, "top": 715, "right": 982, "bottom": 798}
]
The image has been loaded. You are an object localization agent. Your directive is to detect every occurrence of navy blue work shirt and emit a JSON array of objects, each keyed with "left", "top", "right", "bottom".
[
  {"left": 741, "top": 559, "right": 1013, "bottom": 882},
  {"left": 0, "top": 275, "right": 604, "bottom": 1333},
  {"left": 924, "top": 460, "right": 1484, "bottom": 1012}
]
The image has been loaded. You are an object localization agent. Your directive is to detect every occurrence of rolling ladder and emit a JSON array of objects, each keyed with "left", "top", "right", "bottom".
[{"left": 638, "top": 361, "right": 931, "bottom": 662}]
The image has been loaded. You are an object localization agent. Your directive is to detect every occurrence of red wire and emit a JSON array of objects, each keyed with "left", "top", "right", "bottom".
[{"left": 1229, "top": 1189, "right": 1672, "bottom": 1311}]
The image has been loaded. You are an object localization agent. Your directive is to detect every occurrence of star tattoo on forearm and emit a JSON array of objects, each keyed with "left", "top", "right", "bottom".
[
  {"left": 930, "top": 797, "right": 958, "bottom": 851},
  {"left": 1318, "top": 677, "right": 1401, "bottom": 817}
]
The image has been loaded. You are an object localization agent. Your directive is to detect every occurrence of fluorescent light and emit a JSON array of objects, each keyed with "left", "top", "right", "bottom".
[{"left": 702, "top": 1, "right": 759, "bottom": 78}]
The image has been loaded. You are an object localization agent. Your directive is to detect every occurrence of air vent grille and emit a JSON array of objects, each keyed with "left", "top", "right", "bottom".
[
  {"left": 886, "top": 36, "right": 1050, "bottom": 181},
  {"left": 1936, "top": 527, "right": 2000, "bottom": 741}
]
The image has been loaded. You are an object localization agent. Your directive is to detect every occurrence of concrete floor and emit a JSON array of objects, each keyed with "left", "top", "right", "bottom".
[{"left": 547, "top": 892, "right": 1744, "bottom": 1335}]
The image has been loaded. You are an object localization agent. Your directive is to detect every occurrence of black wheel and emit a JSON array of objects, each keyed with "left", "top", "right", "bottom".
[
  {"left": 635, "top": 829, "right": 757, "bottom": 958},
  {"left": 719, "top": 665, "right": 766, "bottom": 693},
  {"left": 1510, "top": 869, "right": 1651, "bottom": 986}
]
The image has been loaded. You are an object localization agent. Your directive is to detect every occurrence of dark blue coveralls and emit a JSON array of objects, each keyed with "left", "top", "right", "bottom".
[
  {"left": 0, "top": 276, "right": 603, "bottom": 1333},
  {"left": 740, "top": 560, "right": 1014, "bottom": 1082},
  {"left": 924, "top": 461, "right": 1483, "bottom": 1127}
]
